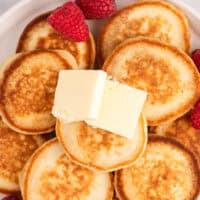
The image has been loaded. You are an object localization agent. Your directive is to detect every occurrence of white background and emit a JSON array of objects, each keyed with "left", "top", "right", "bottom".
[{"left": 0, "top": 0, "right": 200, "bottom": 15}]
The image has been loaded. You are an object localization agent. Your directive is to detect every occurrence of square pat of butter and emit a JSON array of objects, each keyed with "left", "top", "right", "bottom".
[
  {"left": 52, "top": 70, "right": 107, "bottom": 122},
  {"left": 86, "top": 80, "right": 147, "bottom": 139}
]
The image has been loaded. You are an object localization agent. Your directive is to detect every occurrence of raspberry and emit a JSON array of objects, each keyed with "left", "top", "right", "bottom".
[
  {"left": 48, "top": 2, "right": 89, "bottom": 42},
  {"left": 191, "top": 99, "right": 200, "bottom": 129},
  {"left": 191, "top": 49, "right": 200, "bottom": 72},
  {"left": 2, "top": 195, "right": 19, "bottom": 200},
  {"left": 76, "top": 0, "right": 116, "bottom": 19}
]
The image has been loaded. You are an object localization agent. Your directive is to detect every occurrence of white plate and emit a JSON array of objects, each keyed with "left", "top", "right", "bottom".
[{"left": 0, "top": 0, "right": 200, "bottom": 199}]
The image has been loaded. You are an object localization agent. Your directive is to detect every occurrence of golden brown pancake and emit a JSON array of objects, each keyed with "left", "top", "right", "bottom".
[
  {"left": 151, "top": 113, "right": 200, "bottom": 173},
  {"left": 20, "top": 138, "right": 113, "bottom": 200},
  {"left": 0, "top": 118, "right": 44, "bottom": 194},
  {"left": 98, "top": 0, "right": 190, "bottom": 64},
  {"left": 16, "top": 12, "right": 96, "bottom": 69},
  {"left": 56, "top": 115, "right": 147, "bottom": 172},
  {"left": 115, "top": 135, "right": 199, "bottom": 200},
  {"left": 103, "top": 37, "right": 200, "bottom": 126},
  {"left": 0, "top": 50, "right": 78, "bottom": 135}
]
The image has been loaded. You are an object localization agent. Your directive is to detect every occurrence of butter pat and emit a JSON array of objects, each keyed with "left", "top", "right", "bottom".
[
  {"left": 52, "top": 70, "right": 107, "bottom": 122},
  {"left": 86, "top": 80, "right": 147, "bottom": 139}
]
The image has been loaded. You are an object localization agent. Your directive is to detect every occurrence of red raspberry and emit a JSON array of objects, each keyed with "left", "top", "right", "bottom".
[
  {"left": 191, "top": 99, "right": 200, "bottom": 129},
  {"left": 48, "top": 2, "right": 89, "bottom": 42},
  {"left": 192, "top": 49, "right": 200, "bottom": 72},
  {"left": 76, "top": 0, "right": 116, "bottom": 19},
  {"left": 2, "top": 196, "right": 19, "bottom": 200}
]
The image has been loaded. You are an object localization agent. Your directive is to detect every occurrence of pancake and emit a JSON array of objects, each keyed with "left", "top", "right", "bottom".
[
  {"left": 56, "top": 115, "right": 147, "bottom": 172},
  {"left": 16, "top": 12, "right": 96, "bottom": 69},
  {"left": 0, "top": 50, "right": 78, "bottom": 135},
  {"left": 103, "top": 37, "right": 200, "bottom": 126},
  {"left": 20, "top": 138, "right": 113, "bottom": 200},
  {"left": 151, "top": 113, "right": 200, "bottom": 173},
  {"left": 115, "top": 135, "right": 199, "bottom": 200},
  {"left": 98, "top": 0, "right": 190, "bottom": 64},
  {"left": 0, "top": 118, "right": 44, "bottom": 195}
]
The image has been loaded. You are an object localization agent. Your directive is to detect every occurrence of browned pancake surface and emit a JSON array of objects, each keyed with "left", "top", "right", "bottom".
[
  {"left": 22, "top": 139, "right": 113, "bottom": 200},
  {"left": 103, "top": 38, "right": 200, "bottom": 125},
  {"left": 0, "top": 50, "right": 72, "bottom": 134},
  {"left": 39, "top": 154, "right": 94, "bottom": 199},
  {"left": 77, "top": 122, "right": 126, "bottom": 159},
  {"left": 56, "top": 116, "right": 147, "bottom": 172},
  {"left": 115, "top": 136, "right": 199, "bottom": 200},
  {"left": 152, "top": 113, "right": 200, "bottom": 174},
  {"left": 98, "top": 0, "right": 190, "bottom": 63},
  {"left": 0, "top": 119, "right": 42, "bottom": 193},
  {"left": 16, "top": 13, "right": 95, "bottom": 69}
]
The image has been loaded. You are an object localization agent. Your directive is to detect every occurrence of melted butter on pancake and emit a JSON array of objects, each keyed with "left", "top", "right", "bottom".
[
  {"left": 0, "top": 120, "right": 38, "bottom": 183},
  {"left": 118, "top": 53, "right": 180, "bottom": 105},
  {"left": 77, "top": 122, "right": 126, "bottom": 160},
  {"left": 39, "top": 154, "right": 94, "bottom": 200}
]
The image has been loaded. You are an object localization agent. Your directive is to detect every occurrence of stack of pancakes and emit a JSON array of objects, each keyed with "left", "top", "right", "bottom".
[
  {"left": 0, "top": 10, "right": 97, "bottom": 199},
  {"left": 0, "top": 0, "right": 200, "bottom": 199}
]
